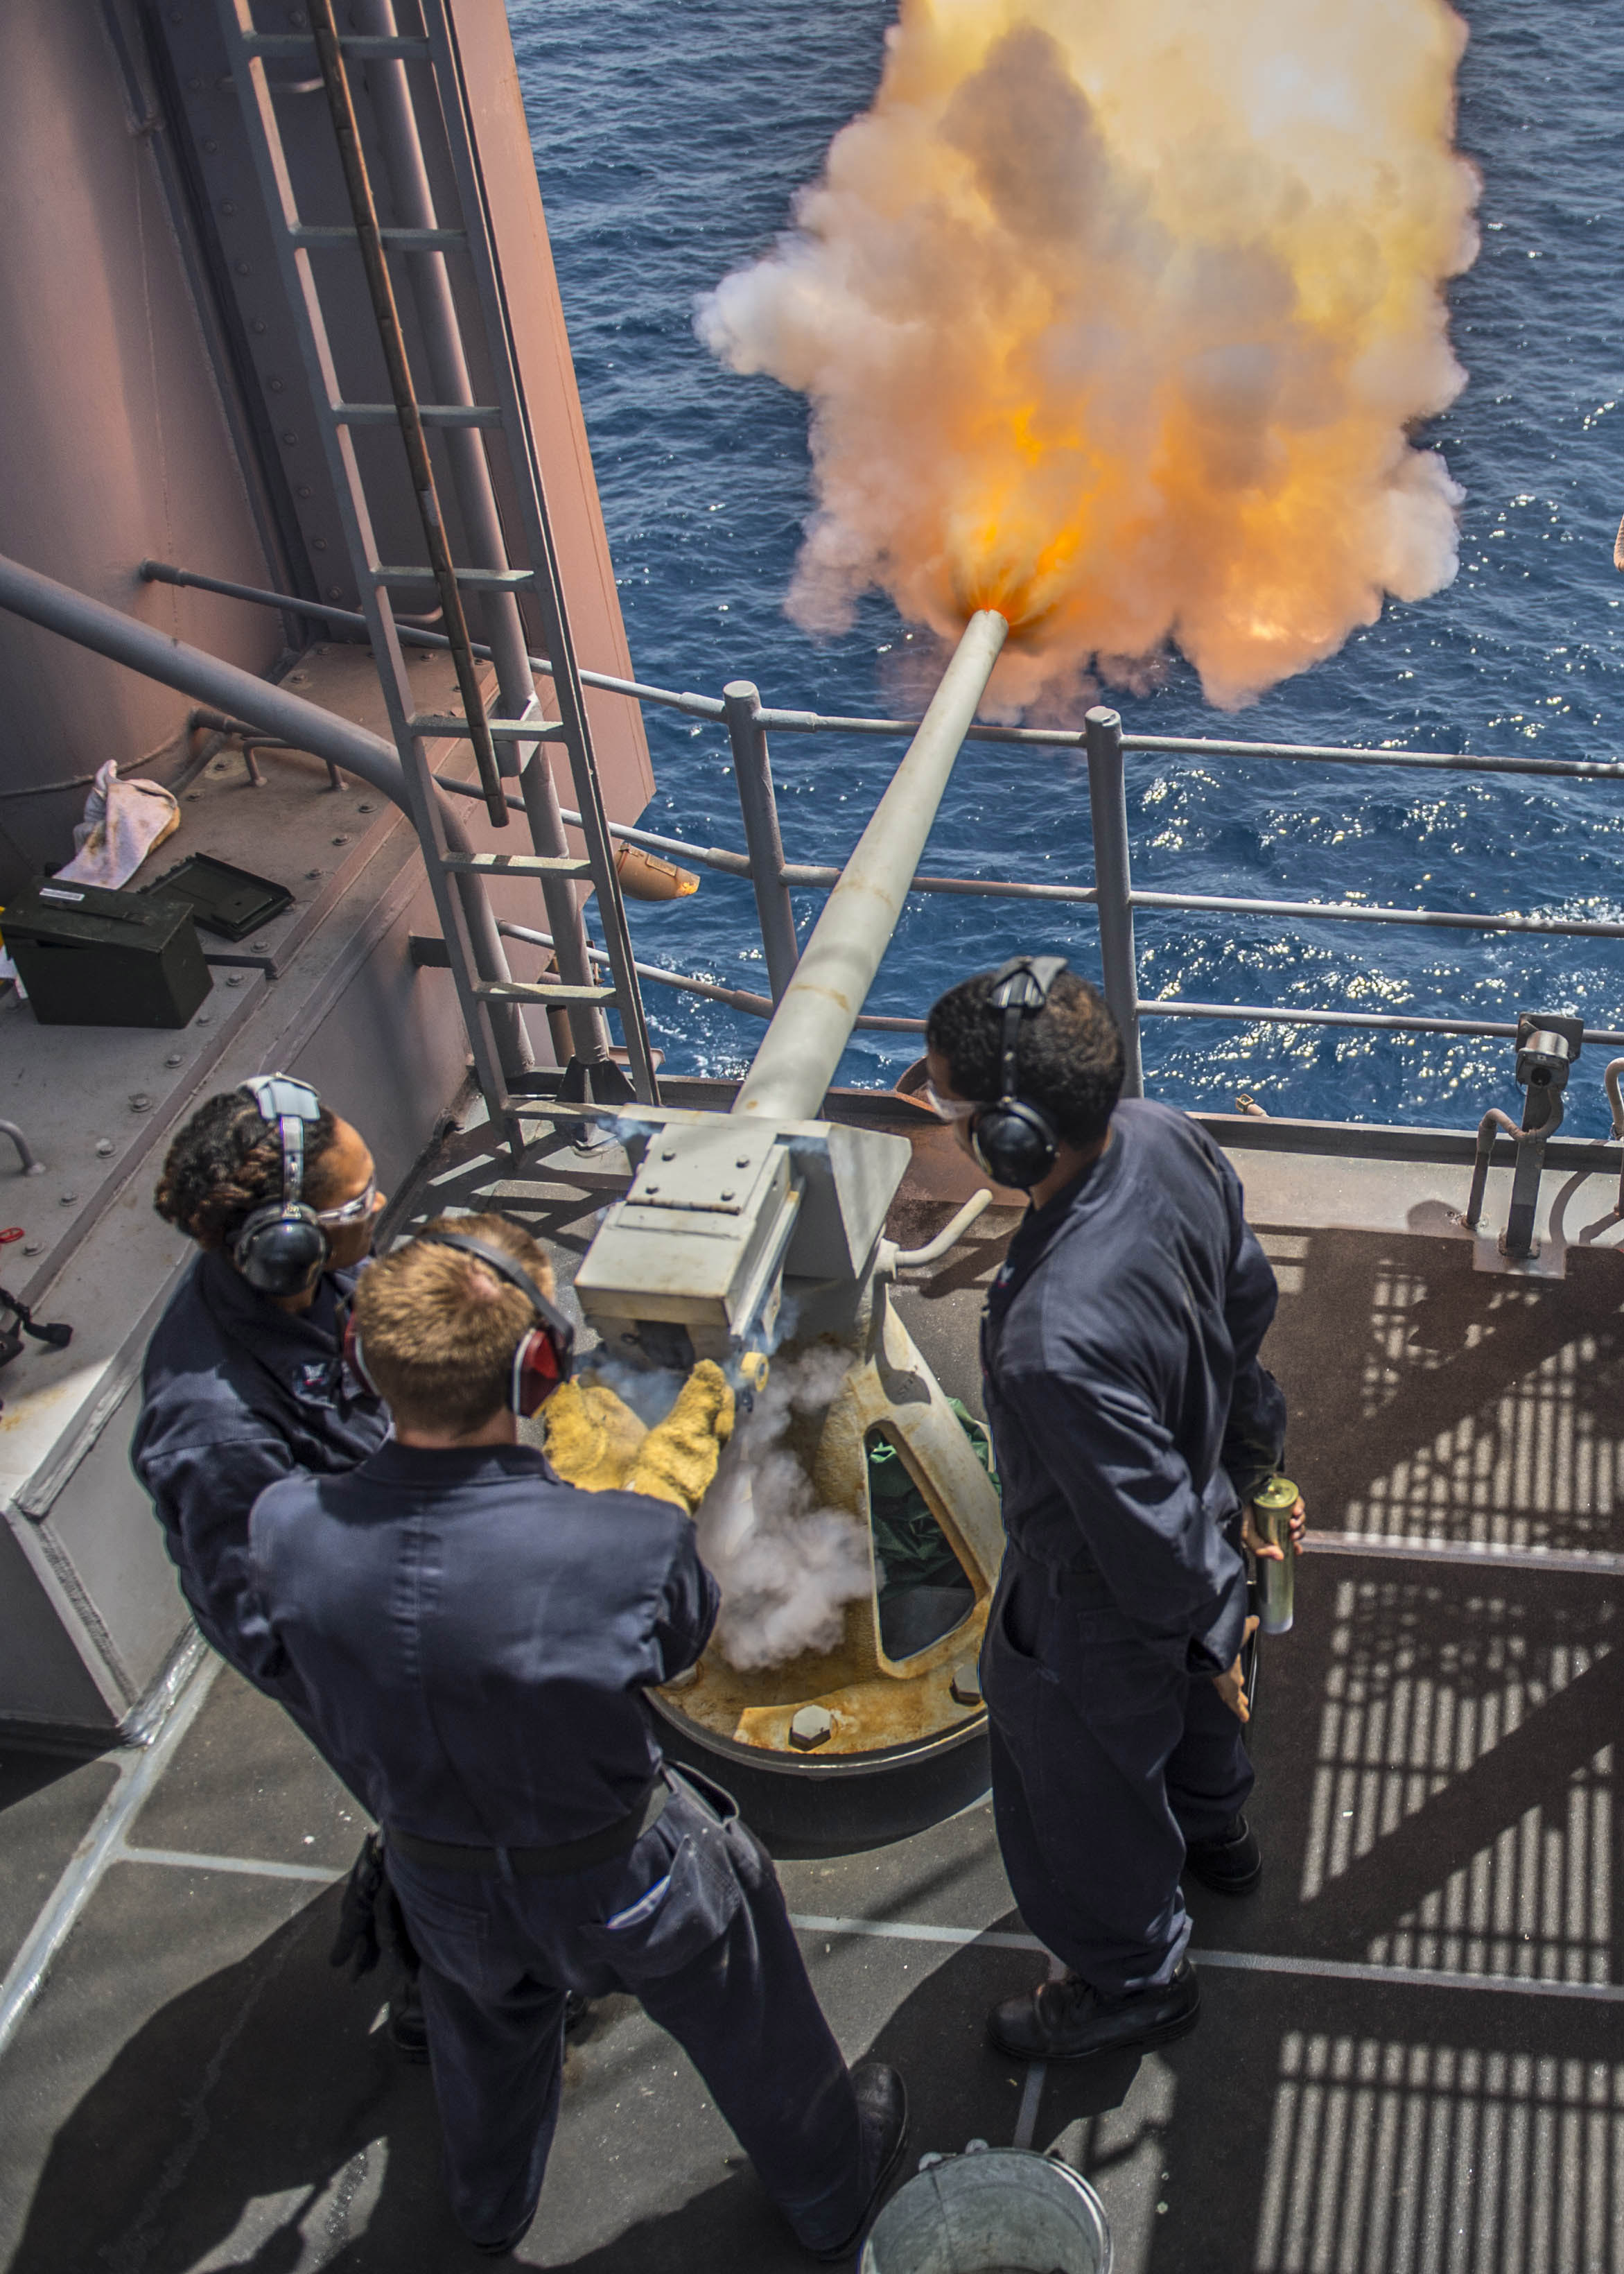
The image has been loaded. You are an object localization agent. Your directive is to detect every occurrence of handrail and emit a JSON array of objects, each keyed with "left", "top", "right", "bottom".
[
  {"left": 1140, "top": 1000, "right": 1624, "bottom": 1046},
  {"left": 139, "top": 561, "right": 727, "bottom": 717},
  {"left": 0, "top": 552, "right": 528, "bottom": 1076},
  {"left": 53, "top": 556, "right": 1624, "bottom": 1097},
  {"left": 495, "top": 921, "right": 924, "bottom": 1032},
  {"left": 137, "top": 561, "right": 1624, "bottom": 781}
]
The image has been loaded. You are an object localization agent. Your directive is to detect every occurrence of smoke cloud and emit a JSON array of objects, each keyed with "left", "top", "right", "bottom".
[
  {"left": 695, "top": 1348, "right": 873, "bottom": 1670},
  {"left": 698, "top": 0, "right": 1480, "bottom": 711}
]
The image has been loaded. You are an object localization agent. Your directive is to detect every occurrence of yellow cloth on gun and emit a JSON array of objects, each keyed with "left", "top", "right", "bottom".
[{"left": 543, "top": 1360, "right": 740, "bottom": 1514}]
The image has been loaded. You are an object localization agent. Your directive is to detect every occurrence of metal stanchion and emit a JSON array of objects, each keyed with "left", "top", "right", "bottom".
[
  {"left": 1083, "top": 706, "right": 1144, "bottom": 1097},
  {"left": 723, "top": 680, "right": 801, "bottom": 1005}
]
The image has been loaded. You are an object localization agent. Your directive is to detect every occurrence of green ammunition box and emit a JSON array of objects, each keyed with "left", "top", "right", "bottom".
[{"left": 2, "top": 877, "right": 213, "bottom": 1028}]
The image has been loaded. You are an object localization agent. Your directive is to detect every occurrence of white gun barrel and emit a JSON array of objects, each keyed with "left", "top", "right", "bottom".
[
  {"left": 575, "top": 607, "right": 1009, "bottom": 1355},
  {"left": 732, "top": 607, "right": 1009, "bottom": 1125}
]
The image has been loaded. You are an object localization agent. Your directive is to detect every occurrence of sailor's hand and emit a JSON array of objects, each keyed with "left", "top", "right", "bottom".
[
  {"left": 629, "top": 1360, "right": 735, "bottom": 1514},
  {"left": 1242, "top": 1494, "right": 1307, "bottom": 1562},
  {"left": 1212, "top": 1616, "right": 1261, "bottom": 1721},
  {"left": 543, "top": 1375, "right": 648, "bottom": 1492}
]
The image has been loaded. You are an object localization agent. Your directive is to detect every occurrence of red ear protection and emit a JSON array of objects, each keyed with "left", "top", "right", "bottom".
[
  {"left": 510, "top": 1319, "right": 569, "bottom": 1418},
  {"left": 342, "top": 1230, "right": 575, "bottom": 1420}
]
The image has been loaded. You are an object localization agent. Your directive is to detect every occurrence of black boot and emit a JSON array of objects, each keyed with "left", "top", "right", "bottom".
[
  {"left": 988, "top": 1958, "right": 1200, "bottom": 2062},
  {"left": 1185, "top": 1812, "right": 1262, "bottom": 1895},
  {"left": 471, "top": 2216, "right": 533, "bottom": 2259},
  {"left": 809, "top": 2060, "right": 909, "bottom": 2262}
]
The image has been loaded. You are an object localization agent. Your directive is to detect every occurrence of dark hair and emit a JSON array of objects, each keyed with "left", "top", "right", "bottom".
[
  {"left": 925, "top": 966, "right": 1124, "bottom": 1149},
  {"left": 154, "top": 1086, "right": 340, "bottom": 1251}
]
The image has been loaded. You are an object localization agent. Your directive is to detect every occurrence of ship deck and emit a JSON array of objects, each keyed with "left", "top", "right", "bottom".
[{"left": 3, "top": 1095, "right": 1623, "bottom": 2273}]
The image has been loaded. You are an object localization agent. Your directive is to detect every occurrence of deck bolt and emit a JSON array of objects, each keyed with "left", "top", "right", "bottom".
[
  {"left": 950, "top": 1660, "right": 983, "bottom": 1708},
  {"left": 789, "top": 1705, "right": 834, "bottom": 1751},
  {"left": 95, "top": 1139, "right": 114, "bottom": 1156},
  {"left": 164, "top": 1052, "right": 183, "bottom": 1067},
  {"left": 129, "top": 1095, "right": 152, "bottom": 1113},
  {"left": 719, "top": 1188, "right": 735, "bottom": 1201},
  {"left": 59, "top": 1192, "right": 77, "bottom": 1206}
]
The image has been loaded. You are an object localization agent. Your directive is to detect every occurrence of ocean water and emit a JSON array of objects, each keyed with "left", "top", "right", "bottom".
[{"left": 512, "top": 0, "right": 1624, "bottom": 1131}]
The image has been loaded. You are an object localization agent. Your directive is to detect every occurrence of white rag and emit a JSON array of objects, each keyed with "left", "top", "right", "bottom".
[
  {"left": 1, "top": 763, "right": 181, "bottom": 995},
  {"left": 56, "top": 761, "right": 181, "bottom": 889}
]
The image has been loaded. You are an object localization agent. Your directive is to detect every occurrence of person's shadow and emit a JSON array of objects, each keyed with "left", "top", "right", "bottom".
[
  {"left": 6, "top": 1875, "right": 1097, "bottom": 2272},
  {"left": 7, "top": 1884, "right": 476, "bottom": 2273}
]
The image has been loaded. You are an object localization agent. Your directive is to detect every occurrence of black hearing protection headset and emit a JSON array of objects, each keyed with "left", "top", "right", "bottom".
[
  {"left": 232, "top": 1075, "right": 330, "bottom": 1296},
  {"left": 969, "top": 955, "right": 1069, "bottom": 1191},
  {"left": 345, "top": 1227, "right": 575, "bottom": 1418}
]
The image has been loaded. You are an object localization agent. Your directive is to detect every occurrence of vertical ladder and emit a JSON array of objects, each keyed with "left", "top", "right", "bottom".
[{"left": 218, "top": 0, "right": 659, "bottom": 1141}]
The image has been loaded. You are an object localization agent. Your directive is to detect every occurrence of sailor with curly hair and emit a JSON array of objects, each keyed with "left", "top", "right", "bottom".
[{"left": 131, "top": 1079, "right": 388, "bottom": 1705}]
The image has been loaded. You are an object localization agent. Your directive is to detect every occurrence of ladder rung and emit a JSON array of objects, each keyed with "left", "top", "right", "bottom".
[
  {"left": 441, "top": 853, "right": 593, "bottom": 878},
  {"left": 473, "top": 981, "right": 618, "bottom": 1008},
  {"left": 413, "top": 715, "right": 567, "bottom": 743},
  {"left": 372, "top": 564, "right": 534, "bottom": 589},
  {"left": 291, "top": 225, "right": 464, "bottom": 252},
  {"left": 244, "top": 33, "right": 435, "bottom": 60},
  {"left": 334, "top": 401, "right": 503, "bottom": 429}
]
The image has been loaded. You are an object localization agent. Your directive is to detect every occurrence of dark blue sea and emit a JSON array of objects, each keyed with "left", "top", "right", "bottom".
[{"left": 512, "top": 0, "right": 1624, "bottom": 1131}]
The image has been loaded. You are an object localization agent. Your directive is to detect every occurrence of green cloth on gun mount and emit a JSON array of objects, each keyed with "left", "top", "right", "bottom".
[{"left": 868, "top": 1400, "right": 997, "bottom": 1600}]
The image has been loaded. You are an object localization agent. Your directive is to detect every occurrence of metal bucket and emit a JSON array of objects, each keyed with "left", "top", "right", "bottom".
[{"left": 860, "top": 2146, "right": 1111, "bottom": 2274}]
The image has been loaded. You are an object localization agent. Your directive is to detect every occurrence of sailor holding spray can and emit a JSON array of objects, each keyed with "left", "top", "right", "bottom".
[{"left": 924, "top": 960, "right": 1305, "bottom": 2063}]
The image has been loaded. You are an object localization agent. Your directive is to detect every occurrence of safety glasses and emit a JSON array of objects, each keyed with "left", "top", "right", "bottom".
[
  {"left": 922, "top": 1080, "right": 980, "bottom": 1123},
  {"left": 315, "top": 1174, "right": 380, "bottom": 1227}
]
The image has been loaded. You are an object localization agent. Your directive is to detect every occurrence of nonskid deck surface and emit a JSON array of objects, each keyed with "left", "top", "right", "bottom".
[{"left": 3, "top": 1118, "right": 1623, "bottom": 2272}]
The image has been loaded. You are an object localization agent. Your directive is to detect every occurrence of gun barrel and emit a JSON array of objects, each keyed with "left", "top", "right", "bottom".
[{"left": 732, "top": 608, "right": 1009, "bottom": 1124}]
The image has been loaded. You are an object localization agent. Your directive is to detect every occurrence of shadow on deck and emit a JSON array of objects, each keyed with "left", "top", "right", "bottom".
[{"left": 3, "top": 1120, "right": 1622, "bottom": 2272}]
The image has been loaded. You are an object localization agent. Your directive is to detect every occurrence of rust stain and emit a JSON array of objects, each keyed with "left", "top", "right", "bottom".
[{"left": 658, "top": 1597, "right": 988, "bottom": 1758}]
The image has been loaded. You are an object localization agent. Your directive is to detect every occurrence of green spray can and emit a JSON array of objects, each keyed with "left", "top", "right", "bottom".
[{"left": 1252, "top": 1475, "right": 1299, "bottom": 1636}]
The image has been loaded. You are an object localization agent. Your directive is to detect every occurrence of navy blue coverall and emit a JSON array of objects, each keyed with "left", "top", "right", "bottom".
[
  {"left": 248, "top": 1441, "right": 868, "bottom": 2254},
  {"left": 980, "top": 1099, "right": 1286, "bottom": 1999},
  {"left": 130, "top": 1249, "right": 387, "bottom": 1699}
]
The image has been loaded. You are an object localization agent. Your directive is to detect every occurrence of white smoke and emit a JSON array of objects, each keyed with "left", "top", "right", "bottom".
[
  {"left": 582, "top": 1354, "right": 688, "bottom": 1428},
  {"left": 696, "top": 1348, "right": 873, "bottom": 1670}
]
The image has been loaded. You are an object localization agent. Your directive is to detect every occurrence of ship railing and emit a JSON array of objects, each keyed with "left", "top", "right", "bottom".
[
  {"left": 432, "top": 650, "right": 1624, "bottom": 1086},
  {"left": 131, "top": 564, "right": 1624, "bottom": 1084}
]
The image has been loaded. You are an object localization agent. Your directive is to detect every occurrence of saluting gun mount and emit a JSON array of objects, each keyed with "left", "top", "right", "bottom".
[{"left": 574, "top": 612, "right": 1011, "bottom": 1848}]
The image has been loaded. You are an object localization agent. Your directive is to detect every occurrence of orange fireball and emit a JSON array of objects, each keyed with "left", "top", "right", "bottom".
[{"left": 700, "top": 0, "right": 1479, "bottom": 713}]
